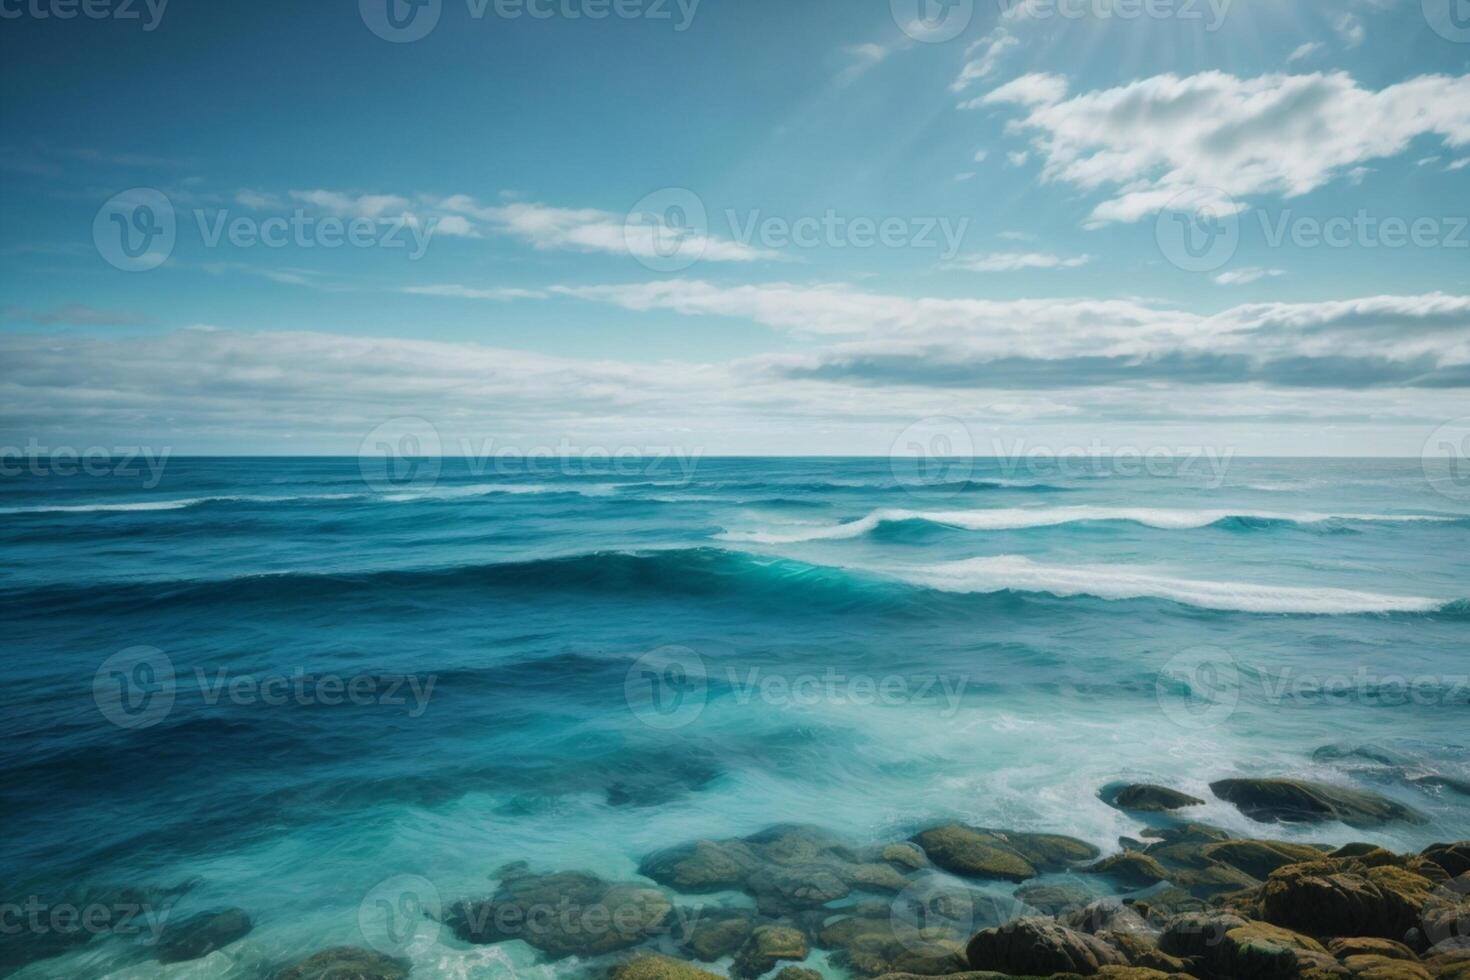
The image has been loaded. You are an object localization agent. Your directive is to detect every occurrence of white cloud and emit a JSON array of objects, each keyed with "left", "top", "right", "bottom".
[
  {"left": 836, "top": 42, "right": 891, "bottom": 87},
  {"left": 401, "top": 285, "right": 547, "bottom": 300},
  {"left": 1334, "top": 12, "right": 1366, "bottom": 48},
  {"left": 952, "top": 29, "right": 1020, "bottom": 92},
  {"left": 289, "top": 190, "right": 413, "bottom": 219},
  {"left": 982, "top": 71, "right": 1470, "bottom": 223},
  {"left": 973, "top": 150, "right": 989, "bottom": 163},
  {"left": 954, "top": 172, "right": 977, "bottom": 182},
  {"left": 1449, "top": 158, "right": 1470, "bottom": 171},
  {"left": 944, "top": 251, "right": 1092, "bottom": 272},
  {"left": 1286, "top": 42, "right": 1323, "bottom": 64},
  {"left": 1214, "top": 267, "right": 1286, "bottom": 286},
  {"left": 1007, "top": 150, "right": 1030, "bottom": 167},
  {"left": 432, "top": 214, "right": 481, "bottom": 238}
]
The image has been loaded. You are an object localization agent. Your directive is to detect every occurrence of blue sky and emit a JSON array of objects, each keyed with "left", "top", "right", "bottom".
[{"left": 1, "top": 0, "right": 1469, "bottom": 455}]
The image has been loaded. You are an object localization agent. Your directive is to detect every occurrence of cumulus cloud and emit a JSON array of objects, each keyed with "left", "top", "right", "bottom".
[
  {"left": 952, "top": 29, "right": 1020, "bottom": 92},
  {"left": 980, "top": 70, "right": 1470, "bottom": 223}
]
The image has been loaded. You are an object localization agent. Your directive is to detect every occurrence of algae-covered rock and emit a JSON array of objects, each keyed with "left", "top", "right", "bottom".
[
  {"left": 677, "top": 907, "right": 754, "bottom": 961},
  {"left": 1083, "top": 852, "right": 1172, "bottom": 889},
  {"left": 1159, "top": 910, "right": 1331, "bottom": 979},
  {"left": 1329, "top": 937, "right": 1422, "bottom": 961},
  {"left": 1422, "top": 843, "right": 1470, "bottom": 879},
  {"left": 817, "top": 910, "right": 968, "bottom": 978},
  {"left": 1258, "top": 860, "right": 1437, "bottom": 942},
  {"left": 1016, "top": 882, "right": 1095, "bottom": 915},
  {"left": 640, "top": 839, "right": 760, "bottom": 893},
  {"left": 965, "top": 916, "right": 1127, "bottom": 976},
  {"left": 275, "top": 946, "right": 411, "bottom": 980},
  {"left": 774, "top": 968, "right": 823, "bottom": 980},
  {"left": 1210, "top": 778, "right": 1425, "bottom": 829},
  {"left": 731, "top": 925, "right": 808, "bottom": 980},
  {"left": 1103, "top": 784, "right": 1206, "bottom": 813},
  {"left": 911, "top": 825, "right": 1038, "bottom": 882},
  {"left": 1203, "top": 839, "right": 1329, "bottom": 880},
  {"left": 609, "top": 954, "right": 725, "bottom": 980}
]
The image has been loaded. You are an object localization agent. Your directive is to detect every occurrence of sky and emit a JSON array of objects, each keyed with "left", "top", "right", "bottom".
[{"left": 1, "top": 0, "right": 1469, "bottom": 457}]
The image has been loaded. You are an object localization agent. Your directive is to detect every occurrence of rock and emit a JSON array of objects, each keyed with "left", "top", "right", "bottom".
[
  {"left": 992, "top": 831, "right": 1103, "bottom": 870},
  {"left": 1160, "top": 910, "right": 1332, "bottom": 979},
  {"left": 677, "top": 908, "right": 753, "bottom": 961},
  {"left": 1210, "top": 778, "right": 1425, "bottom": 829},
  {"left": 846, "top": 863, "right": 913, "bottom": 894},
  {"left": 1103, "top": 784, "right": 1206, "bottom": 813},
  {"left": 878, "top": 843, "right": 929, "bottom": 872},
  {"left": 1062, "top": 899, "right": 1154, "bottom": 937},
  {"left": 1423, "top": 843, "right": 1470, "bottom": 878},
  {"left": 1083, "top": 853, "right": 1172, "bottom": 889},
  {"left": 445, "top": 868, "right": 672, "bottom": 958},
  {"left": 154, "top": 907, "right": 253, "bottom": 964},
  {"left": 609, "top": 954, "right": 725, "bottom": 980},
  {"left": 1329, "top": 937, "right": 1421, "bottom": 961},
  {"left": 774, "top": 968, "right": 823, "bottom": 980},
  {"left": 1203, "top": 840, "right": 1330, "bottom": 880},
  {"left": 640, "top": 839, "right": 759, "bottom": 893},
  {"left": 817, "top": 911, "right": 968, "bottom": 977},
  {"left": 1257, "top": 860, "right": 1437, "bottom": 943},
  {"left": 275, "top": 946, "right": 411, "bottom": 980},
  {"left": 1016, "top": 882, "right": 1095, "bottom": 916},
  {"left": 1099, "top": 931, "right": 1191, "bottom": 974},
  {"left": 731, "top": 925, "right": 808, "bottom": 980},
  {"left": 912, "top": 825, "right": 1037, "bottom": 882},
  {"left": 746, "top": 865, "right": 851, "bottom": 915},
  {"left": 1340, "top": 955, "right": 1432, "bottom": 978},
  {"left": 965, "top": 916, "right": 1128, "bottom": 976}
]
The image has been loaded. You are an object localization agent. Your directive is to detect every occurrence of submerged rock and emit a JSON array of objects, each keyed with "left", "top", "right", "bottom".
[
  {"left": 1082, "top": 852, "right": 1172, "bottom": 890},
  {"left": 275, "top": 946, "right": 411, "bottom": 980},
  {"left": 677, "top": 907, "right": 753, "bottom": 961},
  {"left": 774, "top": 968, "right": 823, "bottom": 980},
  {"left": 912, "top": 825, "right": 1038, "bottom": 882},
  {"left": 1200, "top": 839, "right": 1328, "bottom": 880},
  {"left": 608, "top": 954, "right": 724, "bottom": 980},
  {"left": 817, "top": 908, "right": 968, "bottom": 977},
  {"left": 731, "top": 924, "right": 808, "bottom": 980},
  {"left": 445, "top": 868, "right": 672, "bottom": 958},
  {"left": 965, "top": 916, "right": 1127, "bottom": 976},
  {"left": 1015, "top": 882, "right": 1095, "bottom": 916},
  {"left": 154, "top": 907, "right": 253, "bottom": 964},
  {"left": 640, "top": 839, "right": 760, "bottom": 893},
  {"left": 1209, "top": 778, "right": 1425, "bottom": 829},
  {"left": 1102, "top": 784, "right": 1206, "bottom": 813}
]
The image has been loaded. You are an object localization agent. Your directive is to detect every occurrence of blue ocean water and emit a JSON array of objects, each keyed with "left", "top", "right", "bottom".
[{"left": 2, "top": 456, "right": 1468, "bottom": 978}]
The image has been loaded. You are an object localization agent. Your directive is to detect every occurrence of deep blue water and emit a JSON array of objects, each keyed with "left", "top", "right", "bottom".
[{"left": 2, "top": 456, "right": 1468, "bottom": 978}]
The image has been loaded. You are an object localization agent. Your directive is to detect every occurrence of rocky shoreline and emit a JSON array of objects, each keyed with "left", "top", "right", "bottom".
[{"left": 4, "top": 777, "right": 1467, "bottom": 979}]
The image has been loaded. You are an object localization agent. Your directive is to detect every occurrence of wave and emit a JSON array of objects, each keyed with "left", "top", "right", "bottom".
[
  {"left": 0, "top": 484, "right": 621, "bottom": 514},
  {"left": 718, "top": 507, "right": 1451, "bottom": 543},
  {"left": 887, "top": 554, "right": 1444, "bottom": 615}
]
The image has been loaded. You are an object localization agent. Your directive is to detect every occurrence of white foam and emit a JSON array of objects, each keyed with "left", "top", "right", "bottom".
[
  {"left": 885, "top": 554, "right": 1442, "bottom": 614},
  {"left": 718, "top": 507, "right": 1447, "bottom": 543}
]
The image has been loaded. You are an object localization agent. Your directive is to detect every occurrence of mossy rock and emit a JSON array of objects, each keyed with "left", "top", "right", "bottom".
[
  {"left": 1210, "top": 778, "right": 1425, "bottom": 829},
  {"left": 732, "top": 925, "right": 809, "bottom": 980},
  {"left": 1339, "top": 953, "right": 1432, "bottom": 978},
  {"left": 1083, "top": 852, "right": 1172, "bottom": 889},
  {"left": 1016, "top": 882, "right": 1095, "bottom": 916},
  {"left": 1329, "top": 937, "right": 1421, "bottom": 961},
  {"left": 1204, "top": 839, "right": 1329, "bottom": 880},
  {"left": 275, "top": 946, "right": 410, "bottom": 980},
  {"left": 774, "top": 968, "right": 823, "bottom": 980},
  {"left": 966, "top": 916, "right": 1128, "bottom": 976},
  {"left": 677, "top": 907, "right": 754, "bottom": 961},
  {"left": 1103, "top": 784, "right": 1206, "bottom": 813},
  {"left": 1160, "top": 911, "right": 1330, "bottom": 979},
  {"left": 609, "top": 954, "right": 725, "bottom": 980},
  {"left": 912, "top": 825, "right": 1038, "bottom": 882},
  {"left": 1258, "top": 860, "right": 1437, "bottom": 943},
  {"left": 1422, "top": 842, "right": 1470, "bottom": 878},
  {"left": 639, "top": 839, "right": 760, "bottom": 893}
]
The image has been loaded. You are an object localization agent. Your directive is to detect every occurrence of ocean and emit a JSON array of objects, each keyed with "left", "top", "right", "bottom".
[{"left": 2, "top": 455, "right": 1467, "bottom": 979}]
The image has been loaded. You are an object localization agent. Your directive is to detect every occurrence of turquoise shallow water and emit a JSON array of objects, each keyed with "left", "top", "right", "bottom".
[{"left": 2, "top": 456, "right": 1468, "bottom": 978}]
